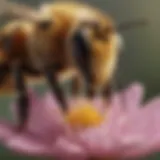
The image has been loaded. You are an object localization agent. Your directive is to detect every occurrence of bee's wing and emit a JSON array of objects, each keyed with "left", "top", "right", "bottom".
[
  {"left": 117, "top": 18, "right": 148, "bottom": 31},
  {"left": 0, "top": 0, "right": 39, "bottom": 21},
  {"left": 115, "top": 33, "right": 125, "bottom": 52},
  {"left": 116, "top": 18, "right": 148, "bottom": 52}
]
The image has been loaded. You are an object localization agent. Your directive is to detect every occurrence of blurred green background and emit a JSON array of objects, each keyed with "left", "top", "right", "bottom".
[{"left": 0, "top": 0, "right": 160, "bottom": 159}]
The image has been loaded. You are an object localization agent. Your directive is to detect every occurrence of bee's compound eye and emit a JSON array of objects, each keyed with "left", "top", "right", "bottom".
[{"left": 37, "top": 20, "right": 52, "bottom": 30}]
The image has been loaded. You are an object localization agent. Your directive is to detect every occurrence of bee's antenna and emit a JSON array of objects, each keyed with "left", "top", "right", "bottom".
[
  {"left": 117, "top": 18, "right": 149, "bottom": 31},
  {"left": 0, "top": 0, "right": 38, "bottom": 21}
]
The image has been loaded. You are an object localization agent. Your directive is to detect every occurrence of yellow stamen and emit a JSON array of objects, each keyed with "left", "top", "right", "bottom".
[{"left": 65, "top": 102, "right": 104, "bottom": 128}]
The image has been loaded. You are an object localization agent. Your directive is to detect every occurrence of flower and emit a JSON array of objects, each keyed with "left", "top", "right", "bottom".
[{"left": 0, "top": 82, "right": 160, "bottom": 160}]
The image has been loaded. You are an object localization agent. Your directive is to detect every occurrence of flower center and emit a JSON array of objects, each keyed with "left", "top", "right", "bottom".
[{"left": 65, "top": 102, "right": 104, "bottom": 128}]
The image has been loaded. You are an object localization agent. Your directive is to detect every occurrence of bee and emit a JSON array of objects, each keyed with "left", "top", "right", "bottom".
[{"left": 0, "top": 0, "right": 147, "bottom": 130}]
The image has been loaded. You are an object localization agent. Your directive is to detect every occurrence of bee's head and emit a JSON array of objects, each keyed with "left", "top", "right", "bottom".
[
  {"left": 33, "top": 4, "right": 64, "bottom": 38},
  {"left": 36, "top": 19, "right": 53, "bottom": 31},
  {"left": 33, "top": 11, "right": 55, "bottom": 37}
]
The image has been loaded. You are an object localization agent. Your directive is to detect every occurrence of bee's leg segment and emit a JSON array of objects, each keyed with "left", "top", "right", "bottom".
[
  {"left": 71, "top": 74, "right": 83, "bottom": 96},
  {"left": 0, "top": 64, "right": 9, "bottom": 86},
  {"left": 86, "top": 85, "right": 97, "bottom": 98},
  {"left": 71, "top": 30, "right": 95, "bottom": 98},
  {"left": 102, "top": 77, "right": 118, "bottom": 107},
  {"left": 45, "top": 67, "right": 67, "bottom": 111},
  {"left": 13, "top": 63, "right": 29, "bottom": 130},
  {"left": 102, "top": 82, "right": 113, "bottom": 105}
]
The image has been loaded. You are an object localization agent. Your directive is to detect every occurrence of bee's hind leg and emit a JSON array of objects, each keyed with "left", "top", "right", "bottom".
[
  {"left": 12, "top": 62, "right": 29, "bottom": 131},
  {"left": 71, "top": 74, "right": 84, "bottom": 97},
  {"left": 102, "top": 83, "right": 112, "bottom": 107},
  {"left": 0, "top": 64, "right": 9, "bottom": 87},
  {"left": 101, "top": 79, "right": 117, "bottom": 108},
  {"left": 45, "top": 67, "right": 67, "bottom": 111},
  {"left": 71, "top": 28, "right": 96, "bottom": 99}
]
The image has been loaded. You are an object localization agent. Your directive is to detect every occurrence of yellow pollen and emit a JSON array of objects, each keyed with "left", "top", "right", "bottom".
[{"left": 65, "top": 103, "right": 104, "bottom": 128}]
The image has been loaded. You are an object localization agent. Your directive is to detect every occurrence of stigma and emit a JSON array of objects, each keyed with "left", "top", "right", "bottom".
[{"left": 65, "top": 102, "right": 104, "bottom": 129}]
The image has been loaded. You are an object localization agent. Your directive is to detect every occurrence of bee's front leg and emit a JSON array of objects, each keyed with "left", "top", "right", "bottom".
[
  {"left": 45, "top": 67, "right": 67, "bottom": 111},
  {"left": 0, "top": 64, "right": 9, "bottom": 86},
  {"left": 101, "top": 82, "right": 113, "bottom": 107},
  {"left": 71, "top": 74, "right": 84, "bottom": 97},
  {"left": 12, "top": 62, "right": 29, "bottom": 131},
  {"left": 71, "top": 28, "right": 96, "bottom": 98}
]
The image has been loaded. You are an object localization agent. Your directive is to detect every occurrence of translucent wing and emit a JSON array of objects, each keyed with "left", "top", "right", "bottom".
[
  {"left": 0, "top": 0, "right": 39, "bottom": 21},
  {"left": 117, "top": 18, "right": 148, "bottom": 31}
]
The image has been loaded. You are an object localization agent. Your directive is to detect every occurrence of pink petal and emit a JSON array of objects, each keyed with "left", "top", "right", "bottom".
[
  {"left": 114, "top": 97, "right": 160, "bottom": 158},
  {"left": 107, "top": 83, "right": 145, "bottom": 140},
  {"left": 27, "top": 92, "right": 66, "bottom": 143},
  {"left": 101, "top": 82, "right": 144, "bottom": 128},
  {"left": 114, "top": 110, "right": 149, "bottom": 147},
  {"left": 76, "top": 122, "right": 125, "bottom": 158},
  {"left": 121, "top": 82, "right": 144, "bottom": 112},
  {"left": 106, "top": 92, "right": 124, "bottom": 135},
  {"left": 140, "top": 97, "right": 160, "bottom": 140},
  {"left": 7, "top": 82, "right": 160, "bottom": 159},
  {"left": 75, "top": 93, "right": 122, "bottom": 157},
  {"left": 6, "top": 133, "right": 52, "bottom": 156},
  {"left": 73, "top": 83, "right": 158, "bottom": 159},
  {"left": 121, "top": 97, "right": 160, "bottom": 139},
  {"left": 11, "top": 89, "right": 39, "bottom": 123},
  {"left": 0, "top": 122, "right": 15, "bottom": 141},
  {"left": 52, "top": 137, "right": 87, "bottom": 159},
  {"left": 92, "top": 97, "right": 106, "bottom": 113},
  {"left": 119, "top": 133, "right": 160, "bottom": 158},
  {"left": 121, "top": 142, "right": 159, "bottom": 159},
  {"left": 11, "top": 89, "right": 66, "bottom": 144}
]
